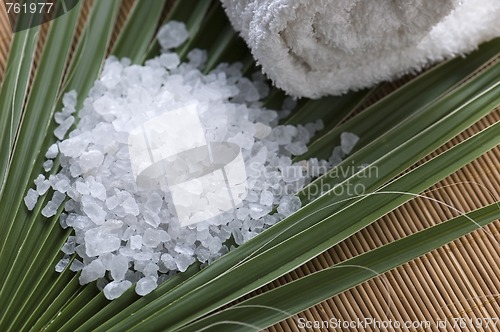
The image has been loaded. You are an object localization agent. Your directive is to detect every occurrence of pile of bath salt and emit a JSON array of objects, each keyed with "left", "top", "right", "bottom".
[{"left": 24, "top": 21, "right": 359, "bottom": 300}]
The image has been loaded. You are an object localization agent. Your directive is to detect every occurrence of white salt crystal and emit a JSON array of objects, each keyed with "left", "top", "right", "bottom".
[
  {"left": 285, "top": 141, "right": 308, "bottom": 156},
  {"left": 54, "top": 116, "right": 75, "bottom": 140},
  {"left": 160, "top": 253, "right": 177, "bottom": 270},
  {"left": 187, "top": 49, "right": 207, "bottom": 68},
  {"left": 143, "top": 263, "right": 159, "bottom": 277},
  {"left": 245, "top": 190, "right": 259, "bottom": 203},
  {"left": 121, "top": 227, "right": 134, "bottom": 241},
  {"left": 249, "top": 203, "right": 271, "bottom": 220},
  {"left": 103, "top": 280, "right": 132, "bottom": 300},
  {"left": 79, "top": 259, "right": 106, "bottom": 284},
  {"left": 304, "top": 158, "right": 316, "bottom": 177},
  {"left": 157, "top": 230, "right": 170, "bottom": 242},
  {"left": 143, "top": 210, "right": 161, "bottom": 228},
  {"left": 109, "top": 254, "right": 129, "bottom": 281},
  {"left": 159, "top": 53, "right": 180, "bottom": 69},
  {"left": 58, "top": 136, "right": 89, "bottom": 158},
  {"left": 340, "top": 132, "right": 359, "bottom": 154},
  {"left": 314, "top": 119, "right": 324, "bottom": 131},
  {"left": 61, "top": 237, "right": 76, "bottom": 254},
  {"left": 73, "top": 215, "right": 94, "bottom": 230},
  {"left": 157, "top": 21, "right": 189, "bottom": 50},
  {"left": 74, "top": 244, "right": 89, "bottom": 260},
  {"left": 70, "top": 259, "right": 84, "bottom": 272},
  {"left": 281, "top": 165, "right": 304, "bottom": 183},
  {"left": 48, "top": 174, "right": 57, "bottom": 188},
  {"left": 76, "top": 181, "right": 90, "bottom": 195},
  {"left": 129, "top": 235, "right": 142, "bottom": 250},
  {"left": 54, "top": 111, "right": 69, "bottom": 124},
  {"left": 329, "top": 146, "right": 345, "bottom": 166},
  {"left": 85, "top": 227, "right": 121, "bottom": 257},
  {"left": 55, "top": 185, "right": 70, "bottom": 202},
  {"left": 235, "top": 78, "right": 260, "bottom": 102},
  {"left": 251, "top": 72, "right": 270, "bottom": 99},
  {"left": 174, "top": 254, "right": 195, "bottom": 272},
  {"left": 55, "top": 255, "right": 70, "bottom": 272},
  {"left": 236, "top": 207, "right": 249, "bottom": 220},
  {"left": 65, "top": 198, "right": 77, "bottom": 211},
  {"left": 195, "top": 247, "right": 211, "bottom": 262},
  {"left": 45, "top": 143, "right": 59, "bottom": 159},
  {"left": 123, "top": 197, "right": 139, "bottom": 216},
  {"left": 145, "top": 193, "right": 163, "bottom": 214},
  {"left": 79, "top": 150, "right": 104, "bottom": 172},
  {"left": 174, "top": 244, "right": 194, "bottom": 256},
  {"left": 62, "top": 90, "right": 77, "bottom": 108},
  {"left": 69, "top": 163, "right": 82, "bottom": 177},
  {"left": 83, "top": 202, "right": 106, "bottom": 225},
  {"left": 295, "top": 126, "right": 311, "bottom": 143},
  {"left": 43, "top": 160, "right": 53, "bottom": 172},
  {"left": 259, "top": 190, "right": 274, "bottom": 206},
  {"left": 253, "top": 122, "right": 272, "bottom": 139},
  {"left": 272, "top": 126, "right": 291, "bottom": 145},
  {"left": 263, "top": 214, "right": 279, "bottom": 226},
  {"left": 41, "top": 193, "right": 65, "bottom": 217},
  {"left": 59, "top": 213, "right": 69, "bottom": 229},
  {"left": 242, "top": 229, "right": 259, "bottom": 242},
  {"left": 143, "top": 229, "right": 162, "bottom": 248},
  {"left": 34, "top": 174, "right": 45, "bottom": 188},
  {"left": 277, "top": 196, "right": 302, "bottom": 217},
  {"left": 105, "top": 195, "right": 120, "bottom": 210},
  {"left": 24, "top": 189, "right": 39, "bottom": 210},
  {"left": 119, "top": 247, "right": 135, "bottom": 259},
  {"left": 232, "top": 229, "right": 244, "bottom": 245},
  {"left": 90, "top": 181, "right": 107, "bottom": 201},
  {"left": 133, "top": 251, "right": 152, "bottom": 261},
  {"left": 54, "top": 178, "right": 71, "bottom": 193},
  {"left": 135, "top": 276, "right": 157, "bottom": 296},
  {"left": 227, "top": 132, "right": 254, "bottom": 150},
  {"left": 35, "top": 178, "right": 50, "bottom": 195}
]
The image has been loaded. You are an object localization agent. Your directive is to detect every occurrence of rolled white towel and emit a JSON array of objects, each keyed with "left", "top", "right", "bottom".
[{"left": 221, "top": 0, "right": 500, "bottom": 98}]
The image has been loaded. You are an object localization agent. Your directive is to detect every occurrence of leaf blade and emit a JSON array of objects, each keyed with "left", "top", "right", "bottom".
[{"left": 177, "top": 202, "right": 500, "bottom": 331}]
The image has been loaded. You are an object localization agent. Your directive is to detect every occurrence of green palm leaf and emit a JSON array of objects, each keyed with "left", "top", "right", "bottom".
[{"left": 177, "top": 202, "right": 500, "bottom": 331}]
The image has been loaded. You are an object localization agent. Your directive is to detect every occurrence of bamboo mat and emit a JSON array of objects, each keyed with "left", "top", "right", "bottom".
[{"left": 1, "top": 2, "right": 499, "bottom": 331}]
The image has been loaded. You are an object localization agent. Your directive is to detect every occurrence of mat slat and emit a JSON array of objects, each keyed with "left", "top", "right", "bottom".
[{"left": 271, "top": 111, "right": 499, "bottom": 331}]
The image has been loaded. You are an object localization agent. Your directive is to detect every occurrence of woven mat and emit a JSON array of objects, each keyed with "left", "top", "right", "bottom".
[{"left": 1, "top": 2, "right": 498, "bottom": 331}]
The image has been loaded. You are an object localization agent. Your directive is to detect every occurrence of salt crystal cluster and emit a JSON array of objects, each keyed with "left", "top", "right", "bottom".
[{"left": 25, "top": 21, "right": 359, "bottom": 300}]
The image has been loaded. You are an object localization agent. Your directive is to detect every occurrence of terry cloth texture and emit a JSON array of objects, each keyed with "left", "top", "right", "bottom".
[{"left": 221, "top": 0, "right": 500, "bottom": 98}]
